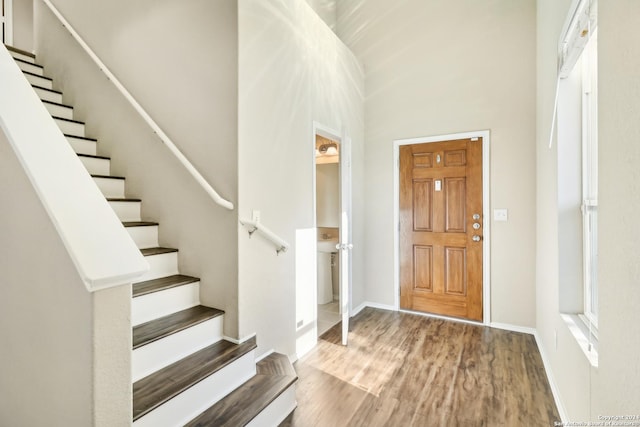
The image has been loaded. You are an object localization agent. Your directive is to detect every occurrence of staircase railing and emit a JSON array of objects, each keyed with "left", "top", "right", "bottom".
[
  {"left": 40, "top": 0, "right": 234, "bottom": 211},
  {"left": 239, "top": 219, "right": 289, "bottom": 255}
]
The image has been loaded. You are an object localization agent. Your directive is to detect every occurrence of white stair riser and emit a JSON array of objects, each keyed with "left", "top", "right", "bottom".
[
  {"left": 24, "top": 72, "right": 52, "bottom": 89},
  {"left": 109, "top": 200, "right": 141, "bottom": 222},
  {"left": 44, "top": 102, "right": 73, "bottom": 120},
  {"left": 132, "top": 316, "right": 224, "bottom": 382},
  {"left": 133, "top": 351, "right": 256, "bottom": 427},
  {"left": 34, "top": 86, "right": 62, "bottom": 104},
  {"left": 79, "top": 156, "right": 110, "bottom": 176},
  {"left": 126, "top": 225, "right": 159, "bottom": 249},
  {"left": 247, "top": 384, "right": 297, "bottom": 427},
  {"left": 54, "top": 118, "right": 85, "bottom": 137},
  {"left": 132, "top": 282, "right": 200, "bottom": 327},
  {"left": 93, "top": 176, "right": 125, "bottom": 198},
  {"left": 67, "top": 136, "right": 97, "bottom": 156},
  {"left": 138, "top": 252, "right": 178, "bottom": 281},
  {"left": 15, "top": 61, "right": 43, "bottom": 75},
  {"left": 9, "top": 51, "right": 35, "bottom": 63}
]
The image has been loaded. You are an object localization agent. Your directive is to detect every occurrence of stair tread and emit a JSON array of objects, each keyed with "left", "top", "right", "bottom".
[
  {"left": 77, "top": 153, "right": 109, "bottom": 160},
  {"left": 14, "top": 57, "right": 43, "bottom": 68},
  {"left": 133, "top": 337, "right": 256, "bottom": 421},
  {"left": 185, "top": 353, "right": 297, "bottom": 427},
  {"left": 107, "top": 197, "right": 142, "bottom": 202},
  {"left": 140, "top": 247, "right": 177, "bottom": 256},
  {"left": 65, "top": 134, "right": 97, "bottom": 142},
  {"left": 42, "top": 99, "right": 73, "bottom": 108},
  {"left": 22, "top": 69, "right": 51, "bottom": 80},
  {"left": 91, "top": 174, "right": 125, "bottom": 180},
  {"left": 32, "top": 84, "right": 62, "bottom": 94},
  {"left": 132, "top": 274, "right": 200, "bottom": 298},
  {"left": 133, "top": 305, "right": 224, "bottom": 350},
  {"left": 123, "top": 221, "right": 159, "bottom": 227},
  {"left": 52, "top": 115, "right": 84, "bottom": 124},
  {"left": 5, "top": 45, "right": 36, "bottom": 58}
]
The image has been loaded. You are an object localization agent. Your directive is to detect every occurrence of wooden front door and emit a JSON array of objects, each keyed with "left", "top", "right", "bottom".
[{"left": 399, "top": 138, "right": 483, "bottom": 321}]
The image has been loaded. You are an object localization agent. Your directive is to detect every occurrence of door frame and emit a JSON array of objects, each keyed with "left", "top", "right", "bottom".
[
  {"left": 312, "top": 121, "right": 352, "bottom": 344},
  {"left": 1, "top": 0, "right": 14, "bottom": 45},
  {"left": 393, "top": 130, "right": 491, "bottom": 324}
]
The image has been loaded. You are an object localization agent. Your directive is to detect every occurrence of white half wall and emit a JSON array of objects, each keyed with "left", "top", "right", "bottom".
[
  {"left": 238, "top": 0, "right": 365, "bottom": 357},
  {"left": 336, "top": 0, "right": 538, "bottom": 327}
]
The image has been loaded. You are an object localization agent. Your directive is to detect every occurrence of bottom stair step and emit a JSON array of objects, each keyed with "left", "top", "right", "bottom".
[
  {"left": 133, "top": 337, "right": 258, "bottom": 424},
  {"left": 185, "top": 353, "right": 298, "bottom": 427}
]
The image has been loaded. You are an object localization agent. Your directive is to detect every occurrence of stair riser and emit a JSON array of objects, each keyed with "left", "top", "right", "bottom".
[
  {"left": 127, "top": 226, "right": 159, "bottom": 250},
  {"left": 79, "top": 156, "right": 110, "bottom": 176},
  {"left": 9, "top": 51, "right": 35, "bottom": 63},
  {"left": 93, "top": 176, "right": 125, "bottom": 198},
  {"left": 15, "top": 61, "right": 43, "bottom": 76},
  {"left": 246, "top": 384, "right": 297, "bottom": 427},
  {"left": 34, "top": 86, "right": 62, "bottom": 104},
  {"left": 44, "top": 102, "right": 73, "bottom": 120},
  {"left": 138, "top": 252, "right": 179, "bottom": 282},
  {"left": 24, "top": 73, "right": 52, "bottom": 90},
  {"left": 133, "top": 351, "right": 256, "bottom": 427},
  {"left": 132, "top": 316, "right": 224, "bottom": 382},
  {"left": 109, "top": 201, "right": 142, "bottom": 222},
  {"left": 67, "top": 136, "right": 97, "bottom": 156},
  {"left": 54, "top": 118, "right": 85, "bottom": 137},
  {"left": 132, "top": 282, "right": 200, "bottom": 327}
]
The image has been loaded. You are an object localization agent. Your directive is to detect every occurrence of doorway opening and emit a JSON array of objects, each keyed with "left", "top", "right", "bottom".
[
  {"left": 315, "top": 133, "right": 341, "bottom": 336},
  {"left": 394, "top": 130, "right": 491, "bottom": 324}
]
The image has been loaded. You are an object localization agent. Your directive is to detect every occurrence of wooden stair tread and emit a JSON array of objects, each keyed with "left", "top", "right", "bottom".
[
  {"left": 42, "top": 99, "right": 72, "bottom": 108},
  {"left": 133, "top": 337, "right": 256, "bottom": 421},
  {"left": 14, "top": 57, "right": 43, "bottom": 68},
  {"left": 140, "top": 247, "right": 177, "bottom": 256},
  {"left": 132, "top": 274, "right": 200, "bottom": 298},
  {"left": 22, "top": 69, "right": 51, "bottom": 80},
  {"left": 32, "top": 84, "right": 62, "bottom": 94},
  {"left": 77, "top": 153, "right": 109, "bottom": 160},
  {"left": 91, "top": 174, "right": 125, "bottom": 180},
  {"left": 185, "top": 353, "right": 297, "bottom": 427},
  {"left": 107, "top": 197, "right": 142, "bottom": 202},
  {"left": 5, "top": 44, "right": 35, "bottom": 58},
  {"left": 133, "top": 305, "right": 224, "bottom": 349},
  {"left": 52, "top": 115, "right": 84, "bottom": 124},
  {"left": 65, "top": 134, "right": 97, "bottom": 142},
  {"left": 123, "top": 221, "right": 159, "bottom": 227}
]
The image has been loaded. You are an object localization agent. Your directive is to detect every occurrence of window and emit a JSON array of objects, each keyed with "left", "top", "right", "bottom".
[{"left": 556, "top": 0, "right": 598, "bottom": 365}]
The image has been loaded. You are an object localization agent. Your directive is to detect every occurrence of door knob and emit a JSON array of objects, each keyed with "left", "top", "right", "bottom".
[{"left": 472, "top": 235, "right": 482, "bottom": 242}]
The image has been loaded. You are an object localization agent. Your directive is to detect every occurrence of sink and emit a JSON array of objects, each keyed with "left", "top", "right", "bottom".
[{"left": 317, "top": 240, "right": 338, "bottom": 253}]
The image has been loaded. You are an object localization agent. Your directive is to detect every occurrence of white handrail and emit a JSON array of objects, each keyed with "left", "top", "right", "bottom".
[
  {"left": 40, "top": 0, "right": 234, "bottom": 211},
  {"left": 239, "top": 219, "right": 289, "bottom": 255}
]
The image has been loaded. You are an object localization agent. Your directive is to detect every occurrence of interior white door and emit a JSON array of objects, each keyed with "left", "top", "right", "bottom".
[{"left": 339, "top": 134, "right": 353, "bottom": 346}]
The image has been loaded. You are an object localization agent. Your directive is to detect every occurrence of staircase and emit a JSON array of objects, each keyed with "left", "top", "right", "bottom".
[{"left": 6, "top": 45, "right": 297, "bottom": 426}]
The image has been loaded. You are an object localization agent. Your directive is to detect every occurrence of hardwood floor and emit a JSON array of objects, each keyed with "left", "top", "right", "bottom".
[{"left": 281, "top": 308, "right": 559, "bottom": 426}]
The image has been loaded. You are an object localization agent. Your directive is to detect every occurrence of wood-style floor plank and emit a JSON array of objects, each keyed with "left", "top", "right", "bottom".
[{"left": 281, "top": 308, "right": 560, "bottom": 427}]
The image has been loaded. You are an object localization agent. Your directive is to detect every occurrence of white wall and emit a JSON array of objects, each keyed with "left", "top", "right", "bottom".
[
  {"left": 316, "top": 163, "right": 340, "bottom": 227},
  {"left": 11, "top": 0, "right": 33, "bottom": 51},
  {"left": 304, "top": 0, "right": 337, "bottom": 31},
  {"left": 592, "top": 0, "right": 640, "bottom": 416},
  {"left": 537, "top": 0, "right": 640, "bottom": 421},
  {"left": 34, "top": 0, "right": 240, "bottom": 336},
  {"left": 337, "top": 0, "right": 537, "bottom": 326},
  {"left": 238, "top": 0, "right": 364, "bottom": 357},
  {"left": 0, "top": 129, "right": 93, "bottom": 425}
]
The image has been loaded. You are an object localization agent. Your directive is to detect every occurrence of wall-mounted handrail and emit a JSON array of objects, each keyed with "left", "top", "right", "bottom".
[
  {"left": 40, "top": 0, "right": 234, "bottom": 211},
  {"left": 239, "top": 219, "right": 289, "bottom": 255}
]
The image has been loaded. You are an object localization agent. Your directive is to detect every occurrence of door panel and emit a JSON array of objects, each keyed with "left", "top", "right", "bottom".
[{"left": 400, "top": 138, "right": 483, "bottom": 321}]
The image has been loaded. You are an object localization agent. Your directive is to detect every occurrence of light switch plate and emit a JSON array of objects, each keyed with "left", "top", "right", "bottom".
[
  {"left": 494, "top": 209, "right": 508, "bottom": 222},
  {"left": 252, "top": 210, "right": 261, "bottom": 223}
]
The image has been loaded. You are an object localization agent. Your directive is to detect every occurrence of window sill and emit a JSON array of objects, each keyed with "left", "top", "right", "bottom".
[{"left": 560, "top": 313, "right": 599, "bottom": 367}]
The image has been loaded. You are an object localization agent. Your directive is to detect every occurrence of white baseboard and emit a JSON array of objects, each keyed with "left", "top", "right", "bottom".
[
  {"left": 489, "top": 322, "right": 536, "bottom": 335},
  {"left": 255, "top": 349, "right": 275, "bottom": 363},
  {"left": 533, "top": 331, "right": 568, "bottom": 423},
  {"left": 223, "top": 332, "right": 257, "bottom": 345},
  {"left": 352, "top": 301, "right": 396, "bottom": 316}
]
